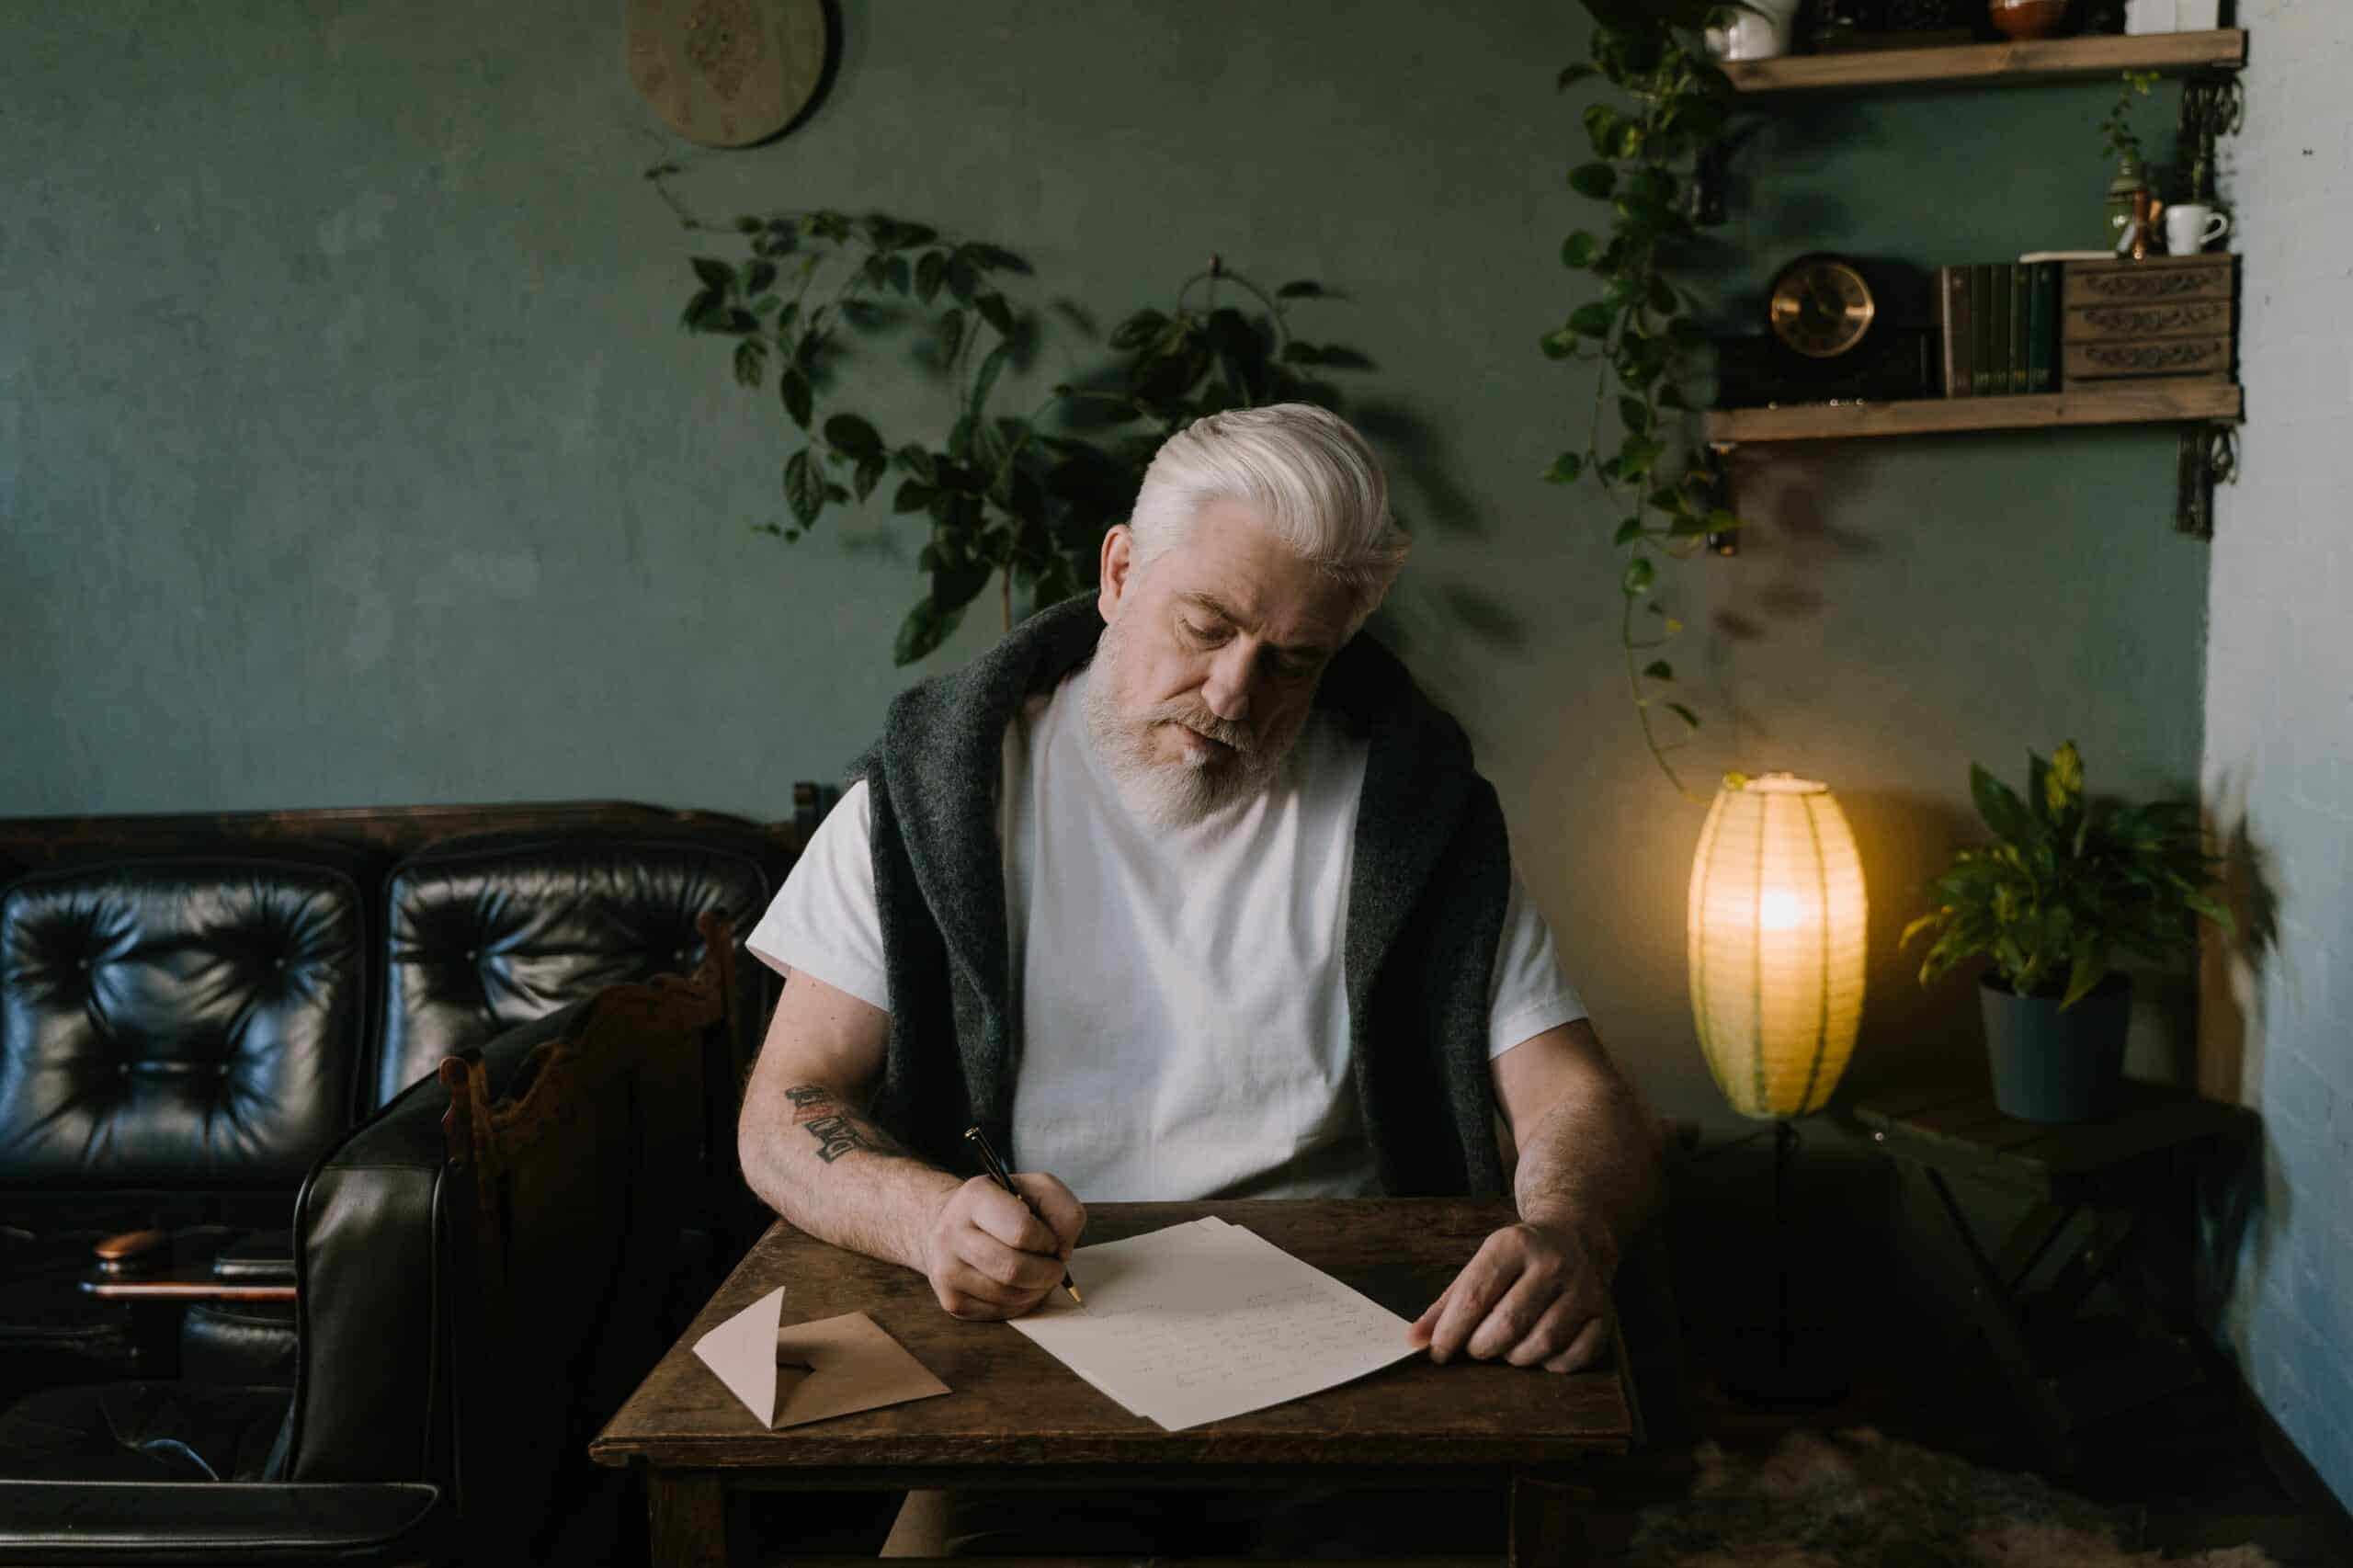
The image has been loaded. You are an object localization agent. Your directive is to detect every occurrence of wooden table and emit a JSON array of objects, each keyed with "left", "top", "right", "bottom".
[
  {"left": 1858, "top": 1079, "right": 2259, "bottom": 1471},
  {"left": 593, "top": 1199, "right": 1636, "bottom": 1566}
]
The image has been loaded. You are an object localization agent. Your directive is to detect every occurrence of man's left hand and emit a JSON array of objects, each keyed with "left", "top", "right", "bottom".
[{"left": 1406, "top": 1220, "right": 1615, "bottom": 1373}]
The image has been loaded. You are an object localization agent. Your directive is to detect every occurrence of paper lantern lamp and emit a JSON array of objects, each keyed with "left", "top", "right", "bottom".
[{"left": 1688, "top": 773, "right": 1868, "bottom": 1120}]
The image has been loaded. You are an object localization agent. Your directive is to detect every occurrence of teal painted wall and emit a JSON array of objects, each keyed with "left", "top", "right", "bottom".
[{"left": 3, "top": 6, "right": 2213, "bottom": 1323}]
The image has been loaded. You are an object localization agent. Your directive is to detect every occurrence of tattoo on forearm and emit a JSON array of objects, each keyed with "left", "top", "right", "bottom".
[{"left": 780, "top": 1083, "right": 897, "bottom": 1165}]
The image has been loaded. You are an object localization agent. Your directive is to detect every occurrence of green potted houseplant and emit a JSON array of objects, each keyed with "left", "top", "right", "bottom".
[{"left": 1902, "top": 743, "right": 2231, "bottom": 1123}]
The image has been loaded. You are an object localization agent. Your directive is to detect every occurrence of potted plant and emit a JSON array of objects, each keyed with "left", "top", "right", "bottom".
[
  {"left": 2097, "top": 70, "right": 2162, "bottom": 250},
  {"left": 1902, "top": 743, "right": 2231, "bottom": 1123}
]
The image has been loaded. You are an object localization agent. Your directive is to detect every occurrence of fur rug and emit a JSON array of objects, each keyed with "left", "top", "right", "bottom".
[{"left": 1628, "top": 1427, "right": 2280, "bottom": 1568}]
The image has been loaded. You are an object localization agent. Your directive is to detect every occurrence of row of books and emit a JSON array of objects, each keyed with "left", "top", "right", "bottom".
[{"left": 1937, "top": 260, "right": 2063, "bottom": 399}]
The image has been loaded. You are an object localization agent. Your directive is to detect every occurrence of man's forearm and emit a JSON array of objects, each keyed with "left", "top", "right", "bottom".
[
  {"left": 739, "top": 1080, "right": 959, "bottom": 1273},
  {"left": 1510, "top": 1061, "right": 1663, "bottom": 1271}
]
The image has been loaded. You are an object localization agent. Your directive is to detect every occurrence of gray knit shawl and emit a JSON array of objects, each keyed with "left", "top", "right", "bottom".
[{"left": 856, "top": 593, "right": 1510, "bottom": 1199}]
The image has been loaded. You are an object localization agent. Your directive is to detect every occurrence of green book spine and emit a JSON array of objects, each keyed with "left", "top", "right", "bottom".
[
  {"left": 1940, "top": 265, "right": 1972, "bottom": 398},
  {"left": 1977, "top": 265, "right": 2006, "bottom": 398},
  {"left": 2026, "top": 262, "right": 2059, "bottom": 393},
  {"left": 2008, "top": 264, "right": 2031, "bottom": 393},
  {"left": 1967, "top": 266, "right": 1988, "bottom": 396}
]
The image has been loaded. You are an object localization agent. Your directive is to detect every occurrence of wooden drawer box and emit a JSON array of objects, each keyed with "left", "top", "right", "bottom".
[
  {"left": 2061, "top": 255, "right": 2236, "bottom": 383},
  {"left": 2063, "top": 254, "right": 2236, "bottom": 308},
  {"left": 2063, "top": 336, "right": 2233, "bottom": 381}
]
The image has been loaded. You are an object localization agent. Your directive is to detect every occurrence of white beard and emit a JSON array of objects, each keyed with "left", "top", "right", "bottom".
[{"left": 1080, "top": 615, "right": 1309, "bottom": 831}]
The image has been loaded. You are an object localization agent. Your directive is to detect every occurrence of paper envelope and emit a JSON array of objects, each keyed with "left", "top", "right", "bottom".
[{"left": 691, "top": 1286, "right": 949, "bottom": 1428}]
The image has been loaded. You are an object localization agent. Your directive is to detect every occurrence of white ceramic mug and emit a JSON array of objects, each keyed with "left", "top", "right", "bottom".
[
  {"left": 1703, "top": 0, "right": 1800, "bottom": 61},
  {"left": 2165, "top": 203, "right": 2231, "bottom": 255}
]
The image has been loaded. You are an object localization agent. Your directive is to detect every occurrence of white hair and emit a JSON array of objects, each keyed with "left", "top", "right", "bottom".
[{"left": 1126, "top": 403, "right": 1409, "bottom": 629}]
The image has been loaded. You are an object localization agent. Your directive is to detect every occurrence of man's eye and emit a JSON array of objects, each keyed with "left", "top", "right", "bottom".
[{"left": 1181, "top": 619, "right": 1223, "bottom": 644}]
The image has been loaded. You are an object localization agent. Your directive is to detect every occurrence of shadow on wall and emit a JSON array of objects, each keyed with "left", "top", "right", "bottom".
[
  {"left": 1834, "top": 788, "right": 1986, "bottom": 1107},
  {"left": 2190, "top": 778, "right": 2283, "bottom": 1341}
]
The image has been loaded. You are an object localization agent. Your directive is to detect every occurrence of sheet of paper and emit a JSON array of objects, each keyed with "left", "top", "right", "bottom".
[
  {"left": 1009, "top": 1217, "right": 1419, "bottom": 1431},
  {"left": 693, "top": 1287, "right": 949, "bottom": 1428}
]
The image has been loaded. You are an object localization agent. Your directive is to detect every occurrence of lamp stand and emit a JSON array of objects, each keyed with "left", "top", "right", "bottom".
[{"left": 1721, "top": 1119, "right": 1852, "bottom": 1408}]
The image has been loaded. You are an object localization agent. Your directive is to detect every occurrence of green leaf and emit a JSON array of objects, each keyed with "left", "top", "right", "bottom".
[
  {"left": 1542, "top": 451, "right": 1585, "bottom": 484},
  {"left": 1665, "top": 702, "right": 1699, "bottom": 729},
  {"left": 915, "top": 251, "right": 946, "bottom": 304},
  {"left": 1582, "top": 103, "right": 1627, "bottom": 160},
  {"left": 1555, "top": 62, "right": 1597, "bottom": 90},
  {"left": 824, "top": 413, "right": 882, "bottom": 459},
  {"left": 733, "top": 339, "right": 766, "bottom": 389},
  {"left": 779, "top": 369, "right": 813, "bottom": 431},
  {"left": 1613, "top": 517, "right": 1643, "bottom": 545},
  {"left": 2061, "top": 943, "right": 2109, "bottom": 1009},
  {"left": 1643, "top": 660, "right": 1675, "bottom": 680},
  {"left": 1276, "top": 279, "right": 1325, "bottom": 299},
  {"left": 935, "top": 308, "right": 967, "bottom": 366},
  {"left": 1621, "top": 556, "right": 1655, "bottom": 596},
  {"left": 893, "top": 595, "right": 967, "bottom": 666},
  {"left": 2047, "top": 740, "right": 2085, "bottom": 812},
  {"left": 973, "top": 290, "right": 1015, "bottom": 336},
  {"left": 1540, "top": 326, "right": 1581, "bottom": 359},
  {"left": 892, "top": 479, "right": 935, "bottom": 515},
  {"left": 1707, "top": 508, "right": 1744, "bottom": 533},
  {"left": 1569, "top": 301, "right": 1613, "bottom": 336},
  {"left": 1617, "top": 435, "right": 1664, "bottom": 480},
  {"left": 783, "top": 449, "right": 824, "bottom": 527},
  {"left": 1619, "top": 396, "right": 1652, "bottom": 436},
  {"left": 1900, "top": 912, "right": 1945, "bottom": 950},
  {"left": 1561, "top": 231, "right": 1602, "bottom": 269},
  {"left": 1970, "top": 763, "right": 2037, "bottom": 847},
  {"left": 853, "top": 452, "right": 886, "bottom": 504},
  {"left": 1568, "top": 162, "right": 1617, "bottom": 201},
  {"left": 970, "top": 340, "right": 1010, "bottom": 416},
  {"left": 896, "top": 443, "right": 938, "bottom": 485},
  {"left": 690, "top": 256, "right": 735, "bottom": 290},
  {"left": 1648, "top": 276, "right": 1677, "bottom": 313}
]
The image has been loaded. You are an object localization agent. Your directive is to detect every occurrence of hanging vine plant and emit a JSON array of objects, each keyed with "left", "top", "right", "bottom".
[
  {"left": 1543, "top": 6, "right": 1751, "bottom": 795},
  {"left": 649, "top": 165, "right": 1370, "bottom": 665}
]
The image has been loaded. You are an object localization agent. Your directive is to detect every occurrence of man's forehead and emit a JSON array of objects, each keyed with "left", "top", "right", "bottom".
[{"left": 1154, "top": 513, "right": 1349, "bottom": 643}]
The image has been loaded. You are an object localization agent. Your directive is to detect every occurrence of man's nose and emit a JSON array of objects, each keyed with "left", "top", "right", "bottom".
[{"left": 1199, "top": 644, "right": 1256, "bottom": 724}]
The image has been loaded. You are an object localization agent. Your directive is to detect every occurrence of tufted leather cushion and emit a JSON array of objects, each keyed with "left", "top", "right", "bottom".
[
  {"left": 369, "top": 838, "right": 767, "bottom": 1108},
  {"left": 0, "top": 861, "right": 364, "bottom": 1189}
]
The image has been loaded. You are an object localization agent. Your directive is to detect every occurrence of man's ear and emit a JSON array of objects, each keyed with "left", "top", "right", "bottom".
[{"left": 1097, "top": 525, "right": 1135, "bottom": 623}]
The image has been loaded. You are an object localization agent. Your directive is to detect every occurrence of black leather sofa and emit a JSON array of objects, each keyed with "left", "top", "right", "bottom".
[
  {"left": 0, "top": 801, "right": 801, "bottom": 1403},
  {"left": 0, "top": 930, "right": 738, "bottom": 1566}
]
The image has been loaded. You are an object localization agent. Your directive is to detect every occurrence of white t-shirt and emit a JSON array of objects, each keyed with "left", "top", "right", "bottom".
[{"left": 747, "top": 665, "right": 1586, "bottom": 1201}]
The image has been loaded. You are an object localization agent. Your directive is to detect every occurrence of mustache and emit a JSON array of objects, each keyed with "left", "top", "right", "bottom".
[{"left": 1145, "top": 702, "right": 1256, "bottom": 756}]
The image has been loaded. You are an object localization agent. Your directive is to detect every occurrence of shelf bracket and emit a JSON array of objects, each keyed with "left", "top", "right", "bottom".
[
  {"left": 1704, "top": 442, "right": 1739, "bottom": 557},
  {"left": 2175, "top": 421, "right": 2236, "bottom": 540}
]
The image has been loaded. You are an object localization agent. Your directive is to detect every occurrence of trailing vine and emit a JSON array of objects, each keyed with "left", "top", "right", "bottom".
[
  {"left": 650, "top": 165, "right": 1370, "bottom": 665},
  {"left": 1543, "top": 13, "right": 1745, "bottom": 796}
]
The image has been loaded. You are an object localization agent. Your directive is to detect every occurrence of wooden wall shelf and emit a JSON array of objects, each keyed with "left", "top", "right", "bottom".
[
  {"left": 1723, "top": 29, "right": 2245, "bottom": 97},
  {"left": 1701, "top": 381, "right": 2242, "bottom": 444}
]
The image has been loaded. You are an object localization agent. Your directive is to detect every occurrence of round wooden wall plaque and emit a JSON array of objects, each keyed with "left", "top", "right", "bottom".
[{"left": 625, "top": 0, "right": 827, "bottom": 148}]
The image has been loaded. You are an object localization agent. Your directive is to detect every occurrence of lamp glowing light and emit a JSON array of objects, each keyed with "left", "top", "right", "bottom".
[{"left": 1687, "top": 773, "right": 1868, "bottom": 1120}]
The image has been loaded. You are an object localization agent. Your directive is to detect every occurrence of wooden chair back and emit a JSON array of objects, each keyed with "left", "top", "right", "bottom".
[{"left": 438, "top": 911, "right": 738, "bottom": 1564}]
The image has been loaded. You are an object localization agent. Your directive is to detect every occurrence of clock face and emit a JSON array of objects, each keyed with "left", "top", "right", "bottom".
[{"left": 1768, "top": 257, "right": 1877, "bottom": 360}]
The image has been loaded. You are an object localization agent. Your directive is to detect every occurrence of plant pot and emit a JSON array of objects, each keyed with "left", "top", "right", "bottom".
[
  {"left": 1980, "top": 973, "right": 2131, "bottom": 1123},
  {"left": 1989, "top": 0, "right": 2068, "bottom": 40}
]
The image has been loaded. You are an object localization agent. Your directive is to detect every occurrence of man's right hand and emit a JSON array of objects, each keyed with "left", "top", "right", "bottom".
[{"left": 920, "top": 1172, "right": 1086, "bottom": 1320}]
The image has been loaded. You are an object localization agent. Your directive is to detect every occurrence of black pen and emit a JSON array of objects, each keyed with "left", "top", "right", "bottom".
[{"left": 963, "top": 1125, "right": 1084, "bottom": 1307}]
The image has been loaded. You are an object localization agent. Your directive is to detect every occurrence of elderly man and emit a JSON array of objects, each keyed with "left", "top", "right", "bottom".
[{"left": 738, "top": 402, "right": 1663, "bottom": 1554}]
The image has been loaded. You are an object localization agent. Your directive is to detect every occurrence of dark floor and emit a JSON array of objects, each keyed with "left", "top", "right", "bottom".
[{"left": 1618, "top": 1317, "right": 2353, "bottom": 1567}]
